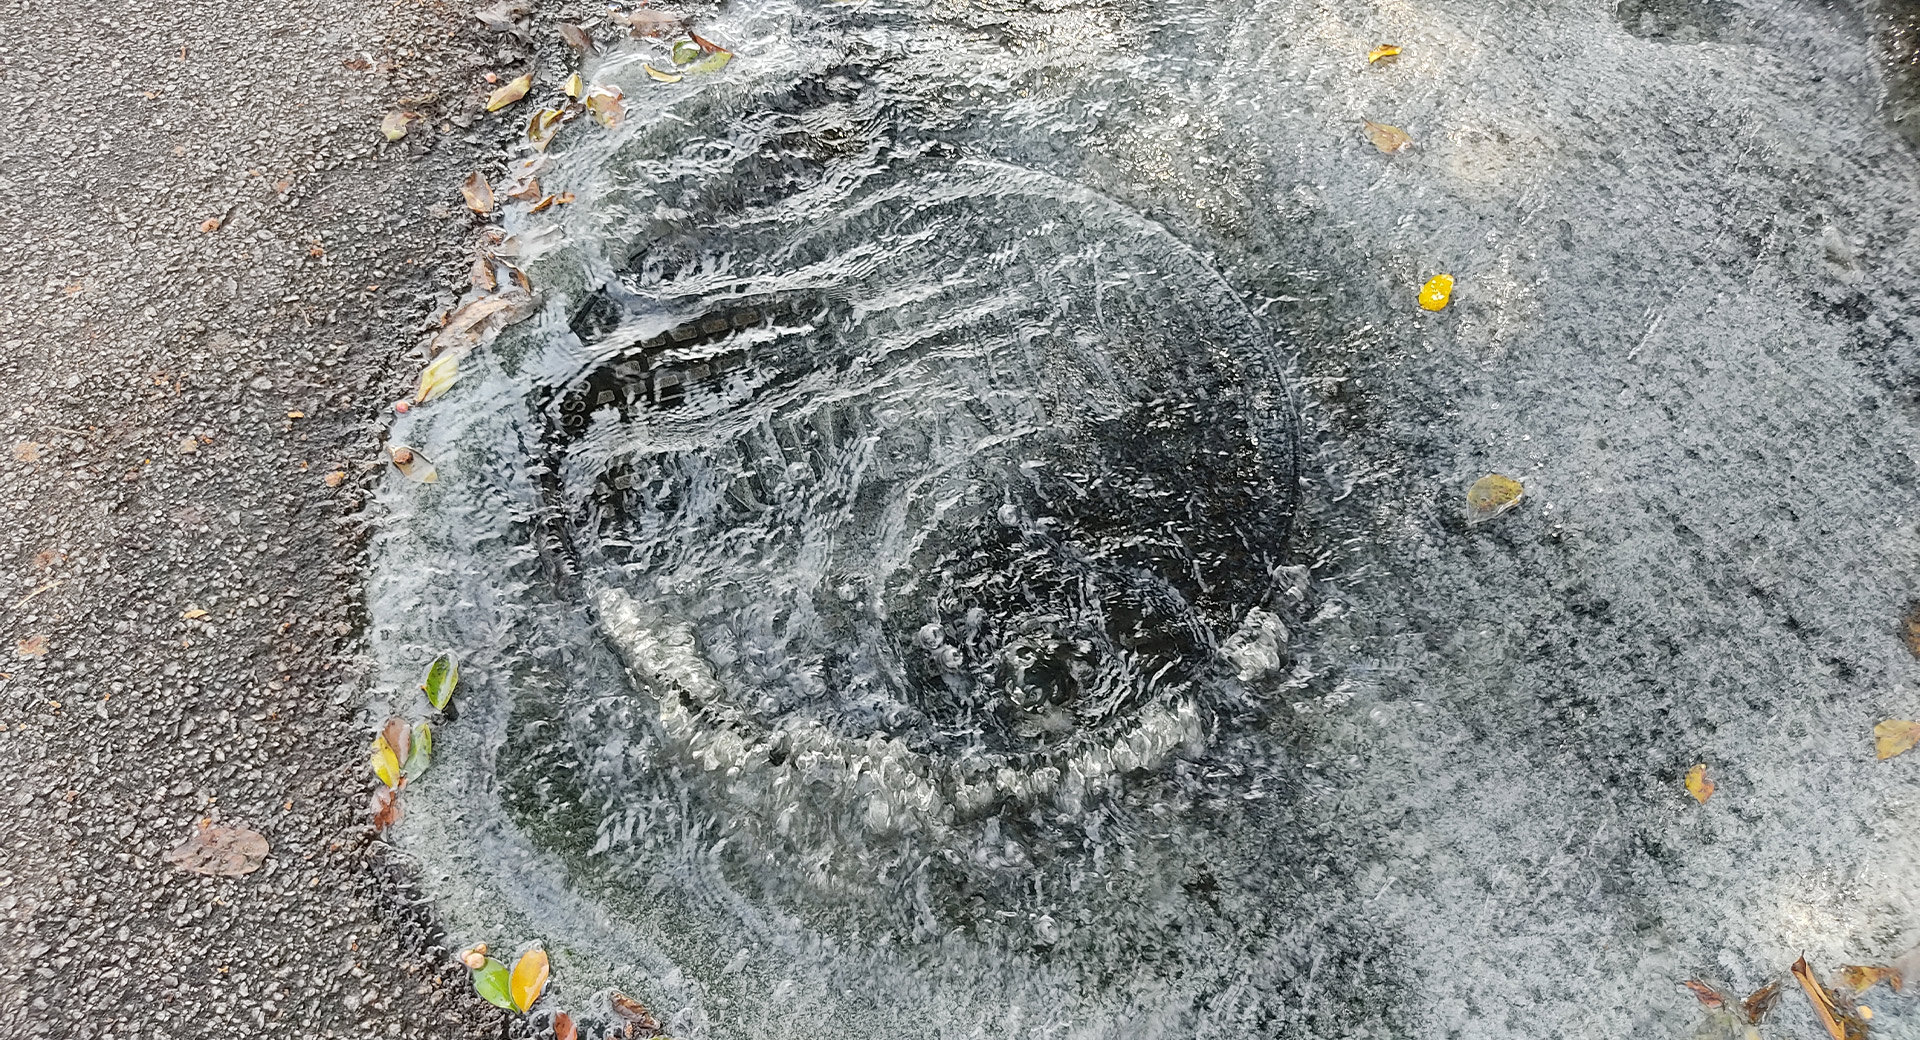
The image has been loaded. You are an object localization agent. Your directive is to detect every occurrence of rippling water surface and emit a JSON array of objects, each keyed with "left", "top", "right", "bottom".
[{"left": 370, "top": 1, "right": 1920, "bottom": 1036}]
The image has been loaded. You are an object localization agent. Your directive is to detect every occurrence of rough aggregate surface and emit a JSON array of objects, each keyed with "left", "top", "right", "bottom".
[{"left": 0, "top": 0, "right": 572, "bottom": 1034}]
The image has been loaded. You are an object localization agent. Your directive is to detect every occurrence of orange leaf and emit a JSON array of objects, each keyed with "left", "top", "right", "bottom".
[
  {"left": 1682, "top": 979, "right": 1725, "bottom": 1008},
  {"left": 509, "top": 946, "right": 549, "bottom": 1012},
  {"left": 1684, "top": 763, "right": 1714, "bottom": 804},
  {"left": 552, "top": 1011, "right": 576, "bottom": 1040},
  {"left": 1875, "top": 719, "right": 1920, "bottom": 760},
  {"left": 1792, "top": 955, "right": 1867, "bottom": 1040},
  {"left": 1366, "top": 44, "right": 1401, "bottom": 63},
  {"left": 368, "top": 787, "right": 402, "bottom": 830}
]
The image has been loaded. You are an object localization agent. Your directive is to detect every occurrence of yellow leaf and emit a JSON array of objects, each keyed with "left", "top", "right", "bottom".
[
  {"left": 563, "top": 71, "right": 583, "bottom": 98},
  {"left": 370, "top": 734, "right": 401, "bottom": 788},
  {"left": 1367, "top": 44, "right": 1401, "bottom": 63},
  {"left": 415, "top": 350, "right": 462, "bottom": 403},
  {"left": 461, "top": 171, "right": 494, "bottom": 215},
  {"left": 510, "top": 947, "right": 549, "bottom": 1012},
  {"left": 1876, "top": 719, "right": 1920, "bottom": 760},
  {"left": 486, "top": 72, "right": 532, "bottom": 112},
  {"left": 585, "top": 85, "right": 625, "bottom": 128},
  {"left": 1684, "top": 763, "right": 1714, "bottom": 804},
  {"left": 1464, "top": 473, "right": 1523, "bottom": 525},
  {"left": 644, "top": 64, "right": 683, "bottom": 83},
  {"left": 527, "top": 108, "right": 564, "bottom": 151},
  {"left": 181, "top": 607, "right": 209, "bottom": 620},
  {"left": 1418, "top": 273, "right": 1454, "bottom": 311},
  {"left": 1792, "top": 955, "right": 1867, "bottom": 1040},
  {"left": 1363, "top": 119, "right": 1411, "bottom": 153}
]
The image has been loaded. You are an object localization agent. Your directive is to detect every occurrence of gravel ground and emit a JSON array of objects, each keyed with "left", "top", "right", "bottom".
[{"left": 0, "top": 0, "right": 570, "bottom": 1035}]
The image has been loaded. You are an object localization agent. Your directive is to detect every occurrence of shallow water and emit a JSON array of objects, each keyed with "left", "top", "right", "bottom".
[{"left": 370, "top": 1, "right": 1920, "bottom": 1036}]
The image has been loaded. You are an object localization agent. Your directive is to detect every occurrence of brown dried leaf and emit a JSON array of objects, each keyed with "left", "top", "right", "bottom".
[
  {"left": 1682, "top": 979, "right": 1726, "bottom": 1009},
  {"left": 1363, "top": 119, "right": 1412, "bottom": 154},
  {"left": 585, "top": 85, "right": 626, "bottom": 128},
  {"left": 1792, "top": 956, "right": 1868, "bottom": 1040},
  {"left": 557, "top": 22, "right": 593, "bottom": 52},
  {"left": 461, "top": 171, "right": 494, "bottom": 215},
  {"left": 468, "top": 254, "right": 497, "bottom": 291},
  {"left": 380, "top": 110, "right": 418, "bottom": 141},
  {"left": 1876, "top": 719, "right": 1920, "bottom": 760},
  {"left": 1902, "top": 600, "right": 1920, "bottom": 657},
  {"left": 1836, "top": 964, "right": 1897, "bottom": 995},
  {"left": 689, "top": 30, "right": 726, "bottom": 53},
  {"left": 12, "top": 440, "right": 40, "bottom": 462},
  {"left": 474, "top": 0, "right": 528, "bottom": 34},
  {"left": 502, "top": 261, "right": 532, "bottom": 294},
  {"left": 381, "top": 717, "right": 412, "bottom": 764},
  {"left": 15, "top": 633, "right": 48, "bottom": 658},
  {"left": 611, "top": 8, "right": 682, "bottom": 36},
  {"left": 1741, "top": 979, "right": 1781, "bottom": 1024},
  {"left": 485, "top": 72, "right": 532, "bottom": 112},
  {"left": 368, "top": 786, "right": 402, "bottom": 830},
  {"left": 611, "top": 992, "right": 660, "bottom": 1029},
  {"left": 162, "top": 822, "right": 269, "bottom": 877}
]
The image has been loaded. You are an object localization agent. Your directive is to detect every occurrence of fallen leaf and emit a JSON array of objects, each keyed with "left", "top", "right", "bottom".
[
  {"left": 685, "top": 48, "right": 733, "bottom": 75},
  {"left": 1742, "top": 979, "right": 1781, "bottom": 1024},
  {"left": 181, "top": 607, "right": 209, "bottom": 620},
  {"left": 381, "top": 716, "right": 412, "bottom": 763},
  {"left": 611, "top": 8, "right": 682, "bottom": 36},
  {"left": 527, "top": 107, "right": 565, "bottom": 150},
  {"left": 1418, "top": 272, "right": 1454, "bottom": 311},
  {"left": 1363, "top": 119, "right": 1411, "bottom": 154},
  {"left": 162, "top": 823, "right": 269, "bottom": 877},
  {"left": 461, "top": 171, "right": 495, "bottom": 215},
  {"left": 553, "top": 1011, "right": 577, "bottom": 1040},
  {"left": 1876, "top": 719, "right": 1920, "bottom": 760},
  {"left": 471, "top": 956, "right": 515, "bottom": 1011},
  {"left": 370, "top": 732, "right": 402, "bottom": 788},
  {"left": 416, "top": 349, "right": 462, "bottom": 403},
  {"left": 469, "top": 254, "right": 498, "bottom": 291},
  {"left": 401, "top": 721, "right": 433, "bottom": 781},
  {"left": 12, "top": 441, "right": 40, "bottom": 462},
  {"left": 381, "top": 110, "right": 418, "bottom": 141},
  {"left": 15, "top": 634, "right": 48, "bottom": 659},
  {"left": 323, "top": 470, "right": 346, "bottom": 488},
  {"left": 1367, "top": 44, "right": 1401, "bottom": 63},
  {"left": 1464, "top": 473, "right": 1523, "bottom": 525},
  {"left": 1793, "top": 955, "right": 1867, "bottom": 1040},
  {"left": 474, "top": 0, "right": 528, "bottom": 34},
  {"left": 1684, "top": 763, "right": 1715, "bottom": 804},
  {"left": 689, "top": 30, "right": 726, "bottom": 53},
  {"left": 200, "top": 216, "right": 222, "bottom": 233},
  {"left": 585, "top": 85, "right": 625, "bottom": 128},
  {"left": 177, "top": 436, "right": 199, "bottom": 454},
  {"left": 529, "top": 195, "right": 556, "bottom": 214},
  {"left": 563, "top": 71, "right": 583, "bottom": 98},
  {"left": 611, "top": 992, "right": 660, "bottom": 1029},
  {"left": 502, "top": 261, "right": 532, "bottom": 294},
  {"left": 644, "top": 64, "right": 683, "bottom": 83},
  {"left": 1837, "top": 965, "right": 1897, "bottom": 995},
  {"left": 557, "top": 22, "right": 593, "bottom": 52},
  {"left": 510, "top": 947, "right": 549, "bottom": 1012},
  {"left": 671, "top": 38, "right": 701, "bottom": 64},
  {"left": 368, "top": 786, "right": 402, "bottom": 830},
  {"left": 486, "top": 72, "right": 533, "bottom": 111},
  {"left": 389, "top": 444, "right": 438, "bottom": 484},
  {"left": 1683, "top": 979, "right": 1726, "bottom": 1009},
  {"left": 1902, "top": 601, "right": 1920, "bottom": 657},
  {"left": 423, "top": 651, "right": 459, "bottom": 710}
]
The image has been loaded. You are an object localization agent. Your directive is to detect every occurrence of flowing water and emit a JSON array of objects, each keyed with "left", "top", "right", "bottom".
[{"left": 369, "top": 1, "right": 1920, "bottom": 1036}]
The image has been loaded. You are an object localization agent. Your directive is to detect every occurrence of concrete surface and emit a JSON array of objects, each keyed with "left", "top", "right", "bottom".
[{"left": 0, "top": 0, "right": 564, "bottom": 1034}]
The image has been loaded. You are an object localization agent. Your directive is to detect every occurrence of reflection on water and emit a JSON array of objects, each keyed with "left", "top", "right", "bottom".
[{"left": 370, "top": 1, "right": 1920, "bottom": 1037}]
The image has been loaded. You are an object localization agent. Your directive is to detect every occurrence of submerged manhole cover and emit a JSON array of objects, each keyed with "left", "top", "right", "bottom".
[{"left": 531, "top": 164, "right": 1299, "bottom": 917}]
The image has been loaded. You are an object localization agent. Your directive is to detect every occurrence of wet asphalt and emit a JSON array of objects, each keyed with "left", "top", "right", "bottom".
[{"left": 0, "top": 0, "right": 575, "bottom": 1035}]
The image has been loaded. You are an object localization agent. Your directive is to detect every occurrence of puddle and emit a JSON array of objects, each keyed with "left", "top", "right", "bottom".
[{"left": 370, "top": 1, "right": 1920, "bottom": 1037}]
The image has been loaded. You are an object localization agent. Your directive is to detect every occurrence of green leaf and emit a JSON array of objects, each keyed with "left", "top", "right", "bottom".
[
  {"left": 401, "top": 721, "right": 433, "bottom": 780},
  {"left": 471, "top": 957, "right": 515, "bottom": 1010},
  {"left": 685, "top": 49, "right": 732, "bottom": 74},
  {"left": 670, "top": 38, "right": 700, "bottom": 64},
  {"left": 423, "top": 652, "right": 459, "bottom": 711}
]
